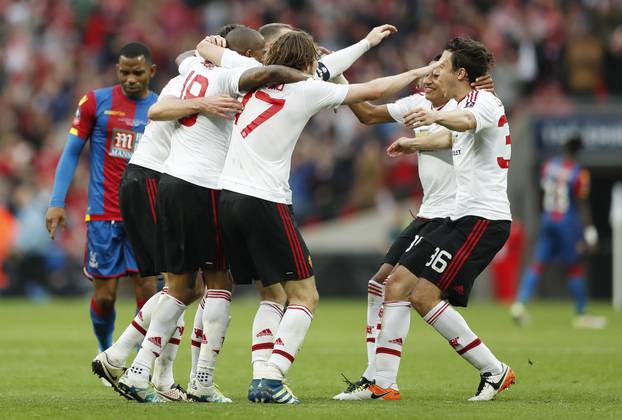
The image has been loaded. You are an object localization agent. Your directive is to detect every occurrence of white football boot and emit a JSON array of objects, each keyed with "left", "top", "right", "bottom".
[
  {"left": 187, "top": 378, "right": 232, "bottom": 403},
  {"left": 468, "top": 363, "right": 516, "bottom": 401}
]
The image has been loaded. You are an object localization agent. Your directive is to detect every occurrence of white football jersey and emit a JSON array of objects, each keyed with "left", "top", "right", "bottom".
[
  {"left": 219, "top": 79, "right": 349, "bottom": 204},
  {"left": 452, "top": 90, "right": 512, "bottom": 221},
  {"left": 129, "top": 76, "right": 184, "bottom": 173},
  {"left": 163, "top": 57, "right": 245, "bottom": 188},
  {"left": 387, "top": 93, "right": 457, "bottom": 219}
]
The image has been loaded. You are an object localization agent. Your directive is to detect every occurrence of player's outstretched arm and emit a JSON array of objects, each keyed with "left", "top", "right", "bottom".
[
  {"left": 403, "top": 107, "right": 476, "bottom": 132},
  {"left": 238, "top": 65, "right": 308, "bottom": 92},
  {"left": 148, "top": 95, "right": 243, "bottom": 120},
  {"left": 342, "top": 62, "right": 438, "bottom": 104},
  {"left": 318, "top": 24, "right": 397, "bottom": 81},
  {"left": 46, "top": 135, "right": 86, "bottom": 239},
  {"left": 349, "top": 102, "right": 394, "bottom": 125},
  {"left": 386, "top": 129, "right": 452, "bottom": 157},
  {"left": 333, "top": 74, "right": 394, "bottom": 124}
]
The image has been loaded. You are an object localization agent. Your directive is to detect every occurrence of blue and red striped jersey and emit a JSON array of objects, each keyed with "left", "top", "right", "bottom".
[
  {"left": 540, "top": 157, "right": 590, "bottom": 221},
  {"left": 70, "top": 85, "right": 157, "bottom": 221}
]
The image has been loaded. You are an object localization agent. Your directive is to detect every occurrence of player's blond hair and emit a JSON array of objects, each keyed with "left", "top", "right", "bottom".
[{"left": 264, "top": 30, "right": 317, "bottom": 72}]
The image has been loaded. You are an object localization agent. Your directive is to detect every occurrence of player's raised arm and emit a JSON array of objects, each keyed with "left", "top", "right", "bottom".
[
  {"left": 237, "top": 65, "right": 308, "bottom": 92},
  {"left": 317, "top": 24, "right": 397, "bottom": 81},
  {"left": 386, "top": 129, "right": 453, "bottom": 157},
  {"left": 148, "top": 95, "right": 243, "bottom": 120},
  {"left": 196, "top": 36, "right": 228, "bottom": 66},
  {"left": 342, "top": 62, "right": 438, "bottom": 104}
]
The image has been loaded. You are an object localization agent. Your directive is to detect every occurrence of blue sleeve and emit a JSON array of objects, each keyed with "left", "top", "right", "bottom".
[{"left": 49, "top": 134, "right": 86, "bottom": 207}]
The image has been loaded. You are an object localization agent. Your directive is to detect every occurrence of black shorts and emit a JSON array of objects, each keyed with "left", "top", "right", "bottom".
[
  {"left": 398, "top": 216, "right": 510, "bottom": 307},
  {"left": 384, "top": 217, "right": 445, "bottom": 266},
  {"left": 157, "top": 174, "right": 226, "bottom": 274},
  {"left": 219, "top": 190, "right": 313, "bottom": 286},
  {"left": 119, "top": 164, "right": 162, "bottom": 277}
]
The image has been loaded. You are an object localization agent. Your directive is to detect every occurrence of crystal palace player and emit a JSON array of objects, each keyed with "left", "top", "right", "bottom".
[
  {"left": 511, "top": 136, "right": 606, "bottom": 329},
  {"left": 217, "top": 30, "right": 438, "bottom": 404},
  {"left": 46, "top": 43, "right": 158, "bottom": 359},
  {"left": 333, "top": 61, "right": 495, "bottom": 399},
  {"left": 343, "top": 38, "right": 515, "bottom": 402}
]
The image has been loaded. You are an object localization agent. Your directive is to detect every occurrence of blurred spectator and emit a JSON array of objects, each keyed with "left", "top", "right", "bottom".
[{"left": 1, "top": 0, "right": 622, "bottom": 295}]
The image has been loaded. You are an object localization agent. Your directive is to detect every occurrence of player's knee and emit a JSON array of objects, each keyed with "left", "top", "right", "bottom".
[
  {"left": 94, "top": 294, "right": 116, "bottom": 310},
  {"left": 286, "top": 281, "right": 319, "bottom": 311},
  {"left": 259, "top": 285, "right": 287, "bottom": 306},
  {"left": 372, "top": 263, "right": 394, "bottom": 284}
]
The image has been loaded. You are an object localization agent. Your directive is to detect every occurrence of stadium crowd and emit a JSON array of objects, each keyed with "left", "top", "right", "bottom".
[{"left": 1, "top": 0, "right": 622, "bottom": 296}]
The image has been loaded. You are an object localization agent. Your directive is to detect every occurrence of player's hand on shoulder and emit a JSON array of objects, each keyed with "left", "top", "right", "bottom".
[
  {"left": 387, "top": 137, "right": 416, "bottom": 157},
  {"left": 45, "top": 206, "right": 66, "bottom": 240},
  {"left": 365, "top": 24, "right": 397, "bottom": 48},
  {"left": 403, "top": 107, "right": 438, "bottom": 129},
  {"left": 198, "top": 95, "right": 244, "bottom": 119},
  {"left": 471, "top": 73, "right": 495, "bottom": 93},
  {"left": 203, "top": 35, "right": 227, "bottom": 48}
]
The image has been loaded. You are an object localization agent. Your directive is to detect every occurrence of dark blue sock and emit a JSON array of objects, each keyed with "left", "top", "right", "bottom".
[
  {"left": 568, "top": 275, "right": 587, "bottom": 315},
  {"left": 90, "top": 297, "right": 116, "bottom": 351}
]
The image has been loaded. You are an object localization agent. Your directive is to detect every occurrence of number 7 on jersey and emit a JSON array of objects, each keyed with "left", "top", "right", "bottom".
[{"left": 235, "top": 90, "right": 285, "bottom": 139}]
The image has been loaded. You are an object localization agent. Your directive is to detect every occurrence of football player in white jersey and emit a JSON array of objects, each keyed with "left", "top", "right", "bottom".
[
  {"left": 343, "top": 37, "right": 515, "bottom": 402},
  {"left": 91, "top": 70, "right": 243, "bottom": 401},
  {"left": 116, "top": 29, "right": 310, "bottom": 404},
  {"left": 333, "top": 60, "right": 495, "bottom": 399},
  {"left": 217, "top": 30, "right": 439, "bottom": 404}
]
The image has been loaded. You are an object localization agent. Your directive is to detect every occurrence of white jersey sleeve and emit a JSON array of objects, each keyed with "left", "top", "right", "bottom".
[
  {"left": 159, "top": 75, "right": 184, "bottom": 98},
  {"left": 303, "top": 79, "right": 349, "bottom": 114},
  {"left": 386, "top": 93, "right": 428, "bottom": 123},
  {"left": 221, "top": 49, "right": 262, "bottom": 69},
  {"left": 463, "top": 91, "right": 500, "bottom": 133}
]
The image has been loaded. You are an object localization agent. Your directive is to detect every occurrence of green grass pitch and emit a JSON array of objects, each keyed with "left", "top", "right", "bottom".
[{"left": 0, "top": 298, "right": 620, "bottom": 419}]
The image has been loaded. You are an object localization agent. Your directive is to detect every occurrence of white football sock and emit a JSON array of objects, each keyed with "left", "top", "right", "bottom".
[
  {"left": 362, "top": 279, "right": 384, "bottom": 380},
  {"left": 264, "top": 304, "right": 313, "bottom": 380},
  {"left": 189, "top": 294, "right": 205, "bottom": 381},
  {"left": 152, "top": 312, "right": 184, "bottom": 390},
  {"left": 374, "top": 301, "right": 410, "bottom": 389},
  {"left": 195, "top": 290, "right": 231, "bottom": 386},
  {"left": 130, "top": 294, "right": 186, "bottom": 382},
  {"left": 251, "top": 300, "right": 284, "bottom": 379},
  {"left": 424, "top": 301, "right": 501, "bottom": 375},
  {"left": 106, "top": 290, "right": 163, "bottom": 366}
]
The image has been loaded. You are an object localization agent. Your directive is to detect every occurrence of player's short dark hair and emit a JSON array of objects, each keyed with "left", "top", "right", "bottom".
[
  {"left": 564, "top": 135, "right": 584, "bottom": 156},
  {"left": 264, "top": 30, "right": 316, "bottom": 71},
  {"left": 259, "top": 23, "right": 294, "bottom": 43},
  {"left": 118, "top": 42, "right": 152, "bottom": 63},
  {"left": 218, "top": 23, "right": 246, "bottom": 38},
  {"left": 444, "top": 38, "right": 493, "bottom": 83}
]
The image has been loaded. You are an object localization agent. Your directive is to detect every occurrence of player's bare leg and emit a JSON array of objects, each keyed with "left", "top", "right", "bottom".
[
  {"left": 255, "top": 277, "right": 318, "bottom": 404},
  {"left": 408, "top": 276, "right": 516, "bottom": 401},
  {"left": 248, "top": 281, "right": 287, "bottom": 401},
  {"left": 130, "top": 273, "right": 158, "bottom": 311},
  {"left": 188, "top": 270, "right": 233, "bottom": 403},
  {"left": 119, "top": 272, "right": 197, "bottom": 402}
]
